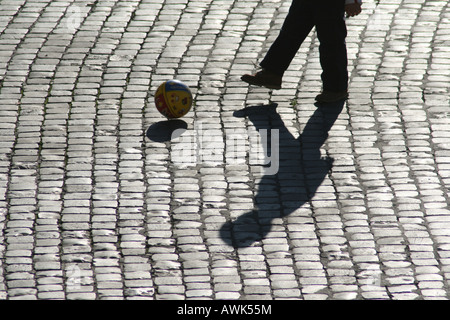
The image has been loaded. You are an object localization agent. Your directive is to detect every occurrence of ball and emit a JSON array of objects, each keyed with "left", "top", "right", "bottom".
[{"left": 154, "top": 80, "right": 193, "bottom": 119}]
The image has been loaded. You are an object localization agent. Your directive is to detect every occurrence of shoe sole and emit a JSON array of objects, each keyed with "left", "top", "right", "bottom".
[
  {"left": 241, "top": 76, "right": 281, "bottom": 90},
  {"left": 315, "top": 93, "right": 349, "bottom": 104}
]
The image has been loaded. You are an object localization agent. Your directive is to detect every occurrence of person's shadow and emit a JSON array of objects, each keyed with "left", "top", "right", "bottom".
[{"left": 220, "top": 101, "right": 344, "bottom": 248}]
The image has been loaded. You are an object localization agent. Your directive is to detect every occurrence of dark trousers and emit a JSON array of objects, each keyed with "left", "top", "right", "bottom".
[{"left": 260, "top": 0, "right": 348, "bottom": 92}]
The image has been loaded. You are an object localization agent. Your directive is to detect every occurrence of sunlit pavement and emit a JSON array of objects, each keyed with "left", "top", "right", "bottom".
[{"left": 0, "top": 0, "right": 449, "bottom": 300}]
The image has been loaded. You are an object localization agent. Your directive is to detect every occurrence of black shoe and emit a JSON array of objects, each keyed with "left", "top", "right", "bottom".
[
  {"left": 315, "top": 90, "right": 349, "bottom": 104},
  {"left": 241, "top": 69, "right": 282, "bottom": 90}
]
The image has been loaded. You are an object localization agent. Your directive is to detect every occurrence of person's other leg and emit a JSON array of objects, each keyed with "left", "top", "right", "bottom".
[
  {"left": 259, "top": 0, "right": 315, "bottom": 76},
  {"left": 314, "top": 0, "right": 348, "bottom": 94}
]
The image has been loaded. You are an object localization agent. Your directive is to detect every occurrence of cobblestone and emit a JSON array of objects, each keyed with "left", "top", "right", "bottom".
[{"left": 0, "top": 0, "right": 449, "bottom": 300}]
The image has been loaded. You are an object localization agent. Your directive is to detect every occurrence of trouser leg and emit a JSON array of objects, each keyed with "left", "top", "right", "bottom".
[
  {"left": 260, "top": 0, "right": 314, "bottom": 76},
  {"left": 314, "top": 1, "right": 348, "bottom": 92}
]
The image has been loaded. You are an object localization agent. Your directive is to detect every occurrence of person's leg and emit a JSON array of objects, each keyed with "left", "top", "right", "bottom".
[
  {"left": 259, "top": 0, "right": 315, "bottom": 76},
  {"left": 314, "top": 0, "right": 348, "bottom": 93}
]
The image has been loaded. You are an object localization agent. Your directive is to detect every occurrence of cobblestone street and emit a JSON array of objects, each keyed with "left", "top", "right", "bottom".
[{"left": 0, "top": 0, "right": 450, "bottom": 300}]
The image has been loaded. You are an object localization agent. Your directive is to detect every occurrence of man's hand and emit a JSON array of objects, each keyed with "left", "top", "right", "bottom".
[{"left": 345, "top": 3, "right": 362, "bottom": 17}]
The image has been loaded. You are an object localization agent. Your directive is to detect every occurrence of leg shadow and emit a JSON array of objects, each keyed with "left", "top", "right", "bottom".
[{"left": 220, "top": 101, "right": 344, "bottom": 248}]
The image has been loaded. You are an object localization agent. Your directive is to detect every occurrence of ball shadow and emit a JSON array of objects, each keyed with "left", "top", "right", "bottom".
[{"left": 146, "top": 119, "right": 188, "bottom": 142}]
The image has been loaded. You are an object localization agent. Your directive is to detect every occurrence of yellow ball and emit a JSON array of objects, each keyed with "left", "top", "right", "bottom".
[{"left": 154, "top": 80, "right": 193, "bottom": 119}]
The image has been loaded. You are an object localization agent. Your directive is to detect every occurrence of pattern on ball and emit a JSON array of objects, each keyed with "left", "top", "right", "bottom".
[{"left": 154, "top": 80, "right": 193, "bottom": 119}]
